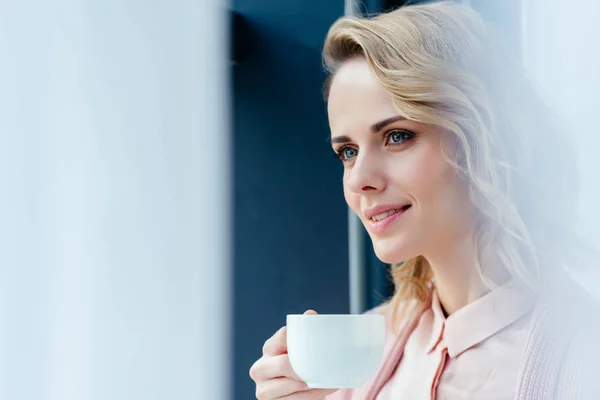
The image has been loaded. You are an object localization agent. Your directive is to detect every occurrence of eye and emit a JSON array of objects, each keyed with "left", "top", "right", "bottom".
[
  {"left": 334, "top": 146, "right": 358, "bottom": 163},
  {"left": 342, "top": 147, "right": 358, "bottom": 160},
  {"left": 386, "top": 129, "right": 415, "bottom": 145}
]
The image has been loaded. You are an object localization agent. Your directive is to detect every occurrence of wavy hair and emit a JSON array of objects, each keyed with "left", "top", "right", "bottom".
[{"left": 323, "top": 2, "right": 586, "bottom": 331}]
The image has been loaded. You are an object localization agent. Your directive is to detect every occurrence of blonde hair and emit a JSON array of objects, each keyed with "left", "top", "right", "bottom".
[{"left": 323, "top": 2, "right": 584, "bottom": 331}]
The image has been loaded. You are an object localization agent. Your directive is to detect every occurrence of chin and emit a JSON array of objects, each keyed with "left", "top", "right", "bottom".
[{"left": 371, "top": 237, "right": 418, "bottom": 265}]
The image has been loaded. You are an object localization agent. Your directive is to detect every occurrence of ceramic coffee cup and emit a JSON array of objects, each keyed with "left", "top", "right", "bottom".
[{"left": 286, "top": 314, "right": 385, "bottom": 389}]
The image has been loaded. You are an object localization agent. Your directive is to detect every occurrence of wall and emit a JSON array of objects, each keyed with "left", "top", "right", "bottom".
[
  {"left": 0, "top": 1, "right": 230, "bottom": 399},
  {"left": 231, "top": 1, "right": 350, "bottom": 398}
]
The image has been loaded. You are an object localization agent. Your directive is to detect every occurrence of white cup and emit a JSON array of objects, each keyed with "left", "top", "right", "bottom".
[{"left": 286, "top": 314, "right": 385, "bottom": 389}]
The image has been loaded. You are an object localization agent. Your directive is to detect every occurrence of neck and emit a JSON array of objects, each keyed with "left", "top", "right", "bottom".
[{"left": 423, "top": 232, "right": 510, "bottom": 316}]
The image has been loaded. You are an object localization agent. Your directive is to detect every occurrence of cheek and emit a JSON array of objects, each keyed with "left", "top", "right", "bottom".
[
  {"left": 392, "top": 143, "right": 449, "bottom": 195},
  {"left": 409, "top": 148, "right": 471, "bottom": 220},
  {"left": 395, "top": 140, "right": 466, "bottom": 213},
  {"left": 342, "top": 173, "right": 360, "bottom": 213}
]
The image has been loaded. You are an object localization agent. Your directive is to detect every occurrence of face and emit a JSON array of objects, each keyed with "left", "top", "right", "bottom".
[{"left": 327, "top": 58, "right": 477, "bottom": 264}]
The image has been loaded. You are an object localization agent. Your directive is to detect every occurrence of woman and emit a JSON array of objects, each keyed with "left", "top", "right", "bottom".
[{"left": 250, "top": 2, "right": 600, "bottom": 399}]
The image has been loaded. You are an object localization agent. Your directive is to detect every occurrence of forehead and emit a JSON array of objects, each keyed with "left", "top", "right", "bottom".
[{"left": 327, "top": 58, "right": 399, "bottom": 137}]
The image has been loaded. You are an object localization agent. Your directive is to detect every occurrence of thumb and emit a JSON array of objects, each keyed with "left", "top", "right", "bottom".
[{"left": 303, "top": 309, "right": 318, "bottom": 315}]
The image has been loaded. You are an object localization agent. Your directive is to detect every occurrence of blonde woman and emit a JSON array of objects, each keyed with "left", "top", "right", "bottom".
[{"left": 249, "top": 2, "right": 600, "bottom": 399}]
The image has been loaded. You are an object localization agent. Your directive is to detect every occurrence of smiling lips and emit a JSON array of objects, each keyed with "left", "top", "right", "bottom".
[{"left": 364, "top": 204, "right": 412, "bottom": 235}]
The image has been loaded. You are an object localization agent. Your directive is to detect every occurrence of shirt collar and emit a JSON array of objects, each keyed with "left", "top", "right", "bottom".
[
  {"left": 425, "top": 290, "right": 446, "bottom": 353},
  {"left": 425, "top": 279, "right": 535, "bottom": 358}
]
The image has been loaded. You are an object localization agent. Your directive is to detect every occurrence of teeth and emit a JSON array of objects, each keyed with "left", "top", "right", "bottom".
[{"left": 371, "top": 209, "right": 399, "bottom": 221}]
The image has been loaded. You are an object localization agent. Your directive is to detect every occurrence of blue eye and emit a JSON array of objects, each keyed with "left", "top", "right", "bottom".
[
  {"left": 333, "top": 146, "right": 358, "bottom": 164},
  {"left": 342, "top": 147, "right": 358, "bottom": 160},
  {"left": 387, "top": 130, "right": 415, "bottom": 144}
]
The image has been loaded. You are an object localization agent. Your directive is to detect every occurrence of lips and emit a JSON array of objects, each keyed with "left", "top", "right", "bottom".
[
  {"left": 371, "top": 208, "right": 403, "bottom": 221},
  {"left": 364, "top": 204, "right": 412, "bottom": 235},
  {"left": 364, "top": 204, "right": 412, "bottom": 221}
]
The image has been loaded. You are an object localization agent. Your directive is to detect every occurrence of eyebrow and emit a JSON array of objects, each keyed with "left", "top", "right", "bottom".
[
  {"left": 371, "top": 115, "right": 406, "bottom": 133},
  {"left": 330, "top": 115, "right": 406, "bottom": 144}
]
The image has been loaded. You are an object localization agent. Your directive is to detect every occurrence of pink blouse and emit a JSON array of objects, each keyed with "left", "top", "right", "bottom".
[{"left": 376, "top": 281, "right": 534, "bottom": 400}]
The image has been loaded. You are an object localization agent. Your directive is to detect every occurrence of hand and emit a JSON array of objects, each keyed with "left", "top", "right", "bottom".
[{"left": 249, "top": 310, "right": 338, "bottom": 399}]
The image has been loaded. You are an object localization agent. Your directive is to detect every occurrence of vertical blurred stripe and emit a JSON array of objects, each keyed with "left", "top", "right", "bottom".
[
  {"left": 345, "top": 0, "right": 360, "bottom": 16},
  {"left": 522, "top": 0, "right": 600, "bottom": 296},
  {"left": 0, "top": 0, "right": 231, "bottom": 399},
  {"left": 343, "top": 0, "right": 369, "bottom": 315}
]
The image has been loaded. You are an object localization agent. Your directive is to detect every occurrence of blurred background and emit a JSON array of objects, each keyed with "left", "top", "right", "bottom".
[{"left": 0, "top": 0, "right": 598, "bottom": 399}]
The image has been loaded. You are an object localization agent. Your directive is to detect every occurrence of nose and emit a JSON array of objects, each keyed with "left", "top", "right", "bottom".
[{"left": 346, "top": 150, "right": 386, "bottom": 194}]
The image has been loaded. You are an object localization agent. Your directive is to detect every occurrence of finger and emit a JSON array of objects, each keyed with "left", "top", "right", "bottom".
[
  {"left": 255, "top": 377, "right": 309, "bottom": 399},
  {"left": 263, "top": 327, "right": 287, "bottom": 357},
  {"left": 249, "top": 357, "right": 263, "bottom": 382},
  {"left": 262, "top": 311, "right": 317, "bottom": 357},
  {"left": 251, "top": 354, "right": 302, "bottom": 382},
  {"left": 275, "top": 388, "right": 338, "bottom": 399}
]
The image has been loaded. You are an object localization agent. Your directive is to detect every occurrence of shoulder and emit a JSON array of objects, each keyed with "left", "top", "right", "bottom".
[
  {"left": 557, "top": 293, "right": 600, "bottom": 398},
  {"left": 538, "top": 276, "right": 600, "bottom": 327},
  {"left": 531, "top": 279, "right": 600, "bottom": 397},
  {"left": 532, "top": 275, "right": 600, "bottom": 343}
]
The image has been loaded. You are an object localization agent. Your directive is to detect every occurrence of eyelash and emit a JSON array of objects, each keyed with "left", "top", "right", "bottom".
[{"left": 333, "top": 129, "right": 416, "bottom": 163}]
